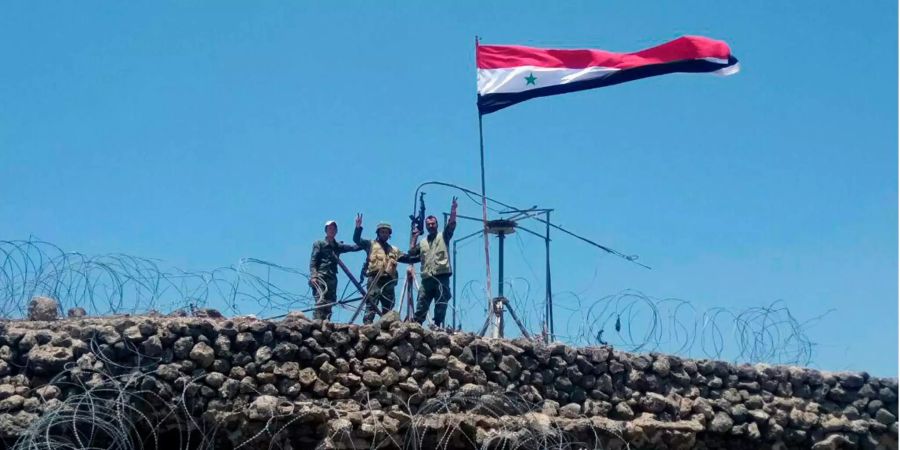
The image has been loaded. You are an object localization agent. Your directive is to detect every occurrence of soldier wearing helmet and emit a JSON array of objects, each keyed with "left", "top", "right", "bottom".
[
  {"left": 309, "top": 219, "right": 362, "bottom": 321},
  {"left": 353, "top": 213, "right": 419, "bottom": 324}
]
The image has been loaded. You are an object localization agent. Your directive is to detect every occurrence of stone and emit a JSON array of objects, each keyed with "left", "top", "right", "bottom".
[
  {"left": 327, "top": 383, "right": 350, "bottom": 399},
  {"left": 378, "top": 310, "right": 400, "bottom": 329},
  {"left": 247, "top": 395, "right": 279, "bottom": 420},
  {"left": 747, "top": 422, "right": 761, "bottom": 440},
  {"left": 614, "top": 402, "right": 635, "bottom": 420},
  {"left": 0, "top": 395, "right": 25, "bottom": 412},
  {"left": 867, "top": 399, "right": 884, "bottom": 415},
  {"left": 745, "top": 394, "right": 764, "bottom": 409},
  {"left": 137, "top": 322, "right": 157, "bottom": 337},
  {"left": 335, "top": 373, "right": 360, "bottom": 389},
  {"left": 431, "top": 369, "right": 449, "bottom": 386},
  {"left": 234, "top": 332, "right": 256, "bottom": 350},
  {"left": 460, "top": 383, "right": 485, "bottom": 397},
  {"left": 710, "top": 412, "right": 734, "bottom": 433},
  {"left": 26, "top": 346, "right": 72, "bottom": 374},
  {"left": 609, "top": 360, "right": 625, "bottom": 374},
  {"left": 35, "top": 385, "right": 60, "bottom": 400},
  {"left": 789, "top": 408, "right": 819, "bottom": 429},
  {"left": 479, "top": 353, "right": 497, "bottom": 371},
  {"left": 821, "top": 416, "right": 851, "bottom": 432},
  {"left": 811, "top": 433, "right": 854, "bottom": 450},
  {"left": 27, "top": 297, "right": 58, "bottom": 321},
  {"left": 67, "top": 307, "right": 87, "bottom": 318},
  {"left": 639, "top": 392, "right": 669, "bottom": 413},
  {"left": 541, "top": 400, "right": 560, "bottom": 416},
  {"left": 319, "top": 362, "right": 337, "bottom": 383},
  {"left": 312, "top": 353, "right": 330, "bottom": 367},
  {"left": 731, "top": 404, "right": 749, "bottom": 423},
  {"left": 428, "top": 354, "right": 448, "bottom": 367},
  {"left": 879, "top": 387, "right": 897, "bottom": 403},
  {"left": 188, "top": 342, "right": 215, "bottom": 368},
  {"left": 498, "top": 355, "right": 522, "bottom": 379},
  {"left": 123, "top": 326, "right": 143, "bottom": 342},
  {"left": 362, "top": 371, "right": 383, "bottom": 388},
  {"left": 875, "top": 408, "right": 896, "bottom": 425},
  {"left": 597, "top": 374, "right": 613, "bottom": 394},
  {"left": 559, "top": 403, "right": 582, "bottom": 418},
  {"left": 193, "top": 308, "right": 223, "bottom": 319},
  {"left": 632, "top": 355, "right": 651, "bottom": 371},
  {"left": 363, "top": 357, "right": 385, "bottom": 371},
  {"left": 421, "top": 379, "right": 436, "bottom": 396},
  {"left": 173, "top": 337, "right": 194, "bottom": 359},
  {"left": 254, "top": 346, "right": 273, "bottom": 364},
  {"left": 393, "top": 341, "right": 415, "bottom": 364},
  {"left": 380, "top": 367, "right": 400, "bottom": 387},
  {"left": 142, "top": 335, "right": 163, "bottom": 357},
  {"left": 272, "top": 342, "right": 298, "bottom": 361},
  {"left": 398, "top": 378, "right": 419, "bottom": 393},
  {"left": 274, "top": 361, "right": 300, "bottom": 380},
  {"left": 652, "top": 357, "right": 671, "bottom": 376},
  {"left": 205, "top": 372, "right": 226, "bottom": 388},
  {"left": 0, "top": 385, "right": 15, "bottom": 400},
  {"left": 838, "top": 372, "right": 866, "bottom": 389},
  {"left": 842, "top": 405, "right": 860, "bottom": 420}
]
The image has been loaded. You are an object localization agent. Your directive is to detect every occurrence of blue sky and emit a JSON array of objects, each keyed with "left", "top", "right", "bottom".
[{"left": 1, "top": 2, "right": 896, "bottom": 375}]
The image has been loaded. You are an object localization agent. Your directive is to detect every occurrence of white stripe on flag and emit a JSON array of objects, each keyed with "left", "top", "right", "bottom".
[
  {"left": 477, "top": 66, "right": 619, "bottom": 95},
  {"left": 713, "top": 62, "right": 741, "bottom": 76}
]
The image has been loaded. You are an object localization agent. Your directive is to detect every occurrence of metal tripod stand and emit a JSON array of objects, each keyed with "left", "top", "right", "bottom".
[{"left": 475, "top": 219, "right": 532, "bottom": 339}]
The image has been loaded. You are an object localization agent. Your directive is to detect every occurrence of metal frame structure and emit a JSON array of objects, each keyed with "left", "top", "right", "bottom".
[
  {"left": 411, "top": 180, "right": 648, "bottom": 343},
  {"left": 446, "top": 209, "right": 555, "bottom": 341}
]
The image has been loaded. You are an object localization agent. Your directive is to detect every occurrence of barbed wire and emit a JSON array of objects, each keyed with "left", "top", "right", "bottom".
[
  {"left": 453, "top": 283, "right": 825, "bottom": 366},
  {"left": 12, "top": 353, "right": 629, "bottom": 450},
  {"left": 0, "top": 238, "right": 824, "bottom": 366},
  {"left": 0, "top": 239, "right": 316, "bottom": 318}
]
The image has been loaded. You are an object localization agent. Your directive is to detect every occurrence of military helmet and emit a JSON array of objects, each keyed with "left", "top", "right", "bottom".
[{"left": 376, "top": 222, "right": 392, "bottom": 233}]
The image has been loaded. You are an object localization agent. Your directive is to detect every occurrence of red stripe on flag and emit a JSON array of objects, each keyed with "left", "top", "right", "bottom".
[{"left": 477, "top": 36, "right": 733, "bottom": 70}]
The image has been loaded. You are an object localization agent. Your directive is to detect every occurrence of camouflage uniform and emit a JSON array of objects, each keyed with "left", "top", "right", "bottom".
[
  {"left": 309, "top": 239, "right": 361, "bottom": 320},
  {"left": 353, "top": 225, "right": 418, "bottom": 324}
]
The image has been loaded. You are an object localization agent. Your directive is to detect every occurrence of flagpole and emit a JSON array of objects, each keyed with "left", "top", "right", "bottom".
[{"left": 476, "top": 36, "right": 495, "bottom": 335}]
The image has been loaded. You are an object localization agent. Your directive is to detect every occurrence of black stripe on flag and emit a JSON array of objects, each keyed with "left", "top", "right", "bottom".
[{"left": 478, "top": 56, "right": 738, "bottom": 115}]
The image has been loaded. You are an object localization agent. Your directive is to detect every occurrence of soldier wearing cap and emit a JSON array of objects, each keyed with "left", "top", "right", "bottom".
[
  {"left": 309, "top": 219, "right": 362, "bottom": 320},
  {"left": 409, "top": 197, "right": 458, "bottom": 328},
  {"left": 352, "top": 214, "right": 418, "bottom": 324}
]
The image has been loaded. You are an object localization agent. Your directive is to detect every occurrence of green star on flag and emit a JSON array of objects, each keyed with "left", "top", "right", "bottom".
[{"left": 524, "top": 73, "right": 537, "bottom": 85}]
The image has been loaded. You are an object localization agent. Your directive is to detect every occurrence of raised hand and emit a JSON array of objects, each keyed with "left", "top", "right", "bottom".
[
  {"left": 451, "top": 196, "right": 458, "bottom": 212},
  {"left": 355, "top": 213, "right": 363, "bottom": 228}
]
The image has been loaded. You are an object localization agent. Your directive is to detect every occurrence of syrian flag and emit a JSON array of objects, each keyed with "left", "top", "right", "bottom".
[{"left": 477, "top": 35, "right": 739, "bottom": 114}]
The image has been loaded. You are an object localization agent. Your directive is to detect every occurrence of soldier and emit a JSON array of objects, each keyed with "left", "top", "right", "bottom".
[
  {"left": 409, "top": 197, "right": 457, "bottom": 328},
  {"left": 309, "top": 220, "right": 362, "bottom": 321},
  {"left": 353, "top": 214, "right": 418, "bottom": 324}
]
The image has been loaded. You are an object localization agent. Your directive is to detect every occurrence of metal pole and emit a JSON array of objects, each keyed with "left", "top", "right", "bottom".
[
  {"left": 337, "top": 258, "right": 367, "bottom": 298},
  {"left": 452, "top": 239, "right": 457, "bottom": 330},
  {"left": 545, "top": 211, "right": 554, "bottom": 342},
  {"left": 478, "top": 113, "right": 494, "bottom": 321},
  {"left": 502, "top": 297, "right": 531, "bottom": 339},
  {"left": 498, "top": 232, "right": 505, "bottom": 297},
  {"left": 491, "top": 232, "right": 505, "bottom": 338}
]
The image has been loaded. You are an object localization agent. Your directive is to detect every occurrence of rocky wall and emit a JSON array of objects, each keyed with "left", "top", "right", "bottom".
[{"left": 0, "top": 313, "right": 895, "bottom": 449}]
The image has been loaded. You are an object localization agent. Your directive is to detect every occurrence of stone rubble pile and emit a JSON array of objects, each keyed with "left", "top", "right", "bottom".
[{"left": 0, "top": 311, "right": 894, "bottom": 449}]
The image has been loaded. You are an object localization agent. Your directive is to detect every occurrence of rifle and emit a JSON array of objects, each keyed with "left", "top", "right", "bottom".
[
  {"left": 409, "top": 192, "right": 426, "bottom": 239},
  {"left": 403, "top": 192, "right": 425, "bottom": 321}
]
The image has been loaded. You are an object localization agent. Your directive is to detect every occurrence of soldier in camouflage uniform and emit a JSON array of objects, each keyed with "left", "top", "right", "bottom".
[
  {"left": 309, "top": 220, "right": 362, "bottom": 320},
  {"left": 409, "top": 197, "right": 457, "bottom": 328},
  {"left": 352, "top": 214, "right": 418, "bottom": 324}
]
